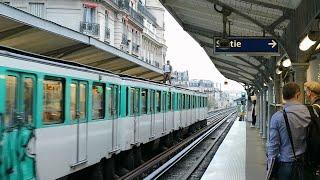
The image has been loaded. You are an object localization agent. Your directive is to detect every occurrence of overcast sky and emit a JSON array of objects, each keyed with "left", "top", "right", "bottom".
[{"left": 164, "top": 11, "right": 244, "bottom": 92}]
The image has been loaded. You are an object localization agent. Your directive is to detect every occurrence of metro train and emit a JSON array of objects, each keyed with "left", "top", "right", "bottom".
[{"left": 0, "top": 46, "right": 208, "bottom": 180}]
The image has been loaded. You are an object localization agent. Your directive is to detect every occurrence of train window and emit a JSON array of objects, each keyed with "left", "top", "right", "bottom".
[
  {"left": 5, "top": 75, "right": 17, "bottom": 126},
  {"left": 156, "top": 91, "right": 161, "bottom": 112},
  {"left": 130, "top": 88, "right": 134, "bottom": 115},
  {"left": 70, "top": 82, "right": 88, "bottom": 121},
  {"left": 141, "top": 89, "right": 147, "bottom": 114},
  {"left": 203, "top": 97, "right": 205, "bottom": 107},
  {"left": 24, "top": 77, "right": 34, "bottom": 124},
  {"left": 70, "top": 83, "right": 77, "bottom": 120},
  {"left": 168, "top": 92, "right": 172, "bottom": 110},
  {"left": 126, "top": 87, "right": 130, "bottom": 116},
  {"left": 79, "top": 83, "right": 87, "bottom": 119},
  {"left": 150, "top": 90, "right": 155, "bottom": 113},
  {"left": 182, "top": 94, "right": 186, "bottom": 109},
  {"left": 92, "top": 83, "right": 105, "bottom": 120},
  {"left": 130, "top": 88, "right": 140, "bottom": 115},
  {"left": 43, "top": 78, "right": 64, "bottom": 124},
  {"left": 107, "top": 85, "right": 118, "bottom": 118}
]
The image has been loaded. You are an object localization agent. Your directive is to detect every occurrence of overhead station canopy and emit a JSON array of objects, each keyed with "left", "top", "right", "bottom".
[
  {"left": 0, "top": 3, "right": 163, "bottom": 80},
  {"left": 160, "top": 0, "right": 318, "bottom": 88}
]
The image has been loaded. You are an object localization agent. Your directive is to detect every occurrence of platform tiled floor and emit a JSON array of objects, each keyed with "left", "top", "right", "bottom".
[{"left": 201, "top": 120, "right": 266, "bottom": 180}]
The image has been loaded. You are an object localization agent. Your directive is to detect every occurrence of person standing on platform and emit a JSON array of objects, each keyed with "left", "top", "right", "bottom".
[
  {"left": 251, "top": 99, "right": 257, "bottom": 127},
  {"left": 250, "top": 95, "right": 257, "bottom": 127},
  {"left": 304, "top": 81, "right": 320, "bottom": 105},
  {"left": 267, "top": 82, "right": 311, "bottom": 180},
  {"left": 304, "top": 81, "right": 320, "bottom": 179},
  {"left": 163, "top": 60, "right": 172, "bottom": 84}
]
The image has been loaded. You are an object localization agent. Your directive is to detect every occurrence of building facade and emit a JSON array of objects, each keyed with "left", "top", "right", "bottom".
[
  {"left": 1, "top": 0, "right": 167, "bottom": 68},
  {"left": 172, "top": 70, "right": 189, "bottom": 87}
]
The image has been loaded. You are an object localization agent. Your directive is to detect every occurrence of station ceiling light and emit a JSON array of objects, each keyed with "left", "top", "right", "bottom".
[
  {"left": 282, "top": 58, "right": 292, "bottom": 68},
  {"left": 299, "top": 31, "right": 320, "bottom": 51},
  {"left": 316, "top": 43, "right": 320, "bottom": 50}
]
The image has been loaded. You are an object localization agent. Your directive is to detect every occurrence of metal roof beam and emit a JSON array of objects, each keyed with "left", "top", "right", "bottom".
[
  {"left": 221, "top": 72, "right": 254, "bottom": 85},
  {"left": 199, "top": 40, "right": 215, "bottom": 48},
  {"left": 214, "top": 64, "right": 255, "bottom": 83},
  {"left": 0, "top": 25, "right": 32, "bottom": 41},
  {"left": 234, "top": 56, "right": 267, "bottom": 74},
  {"left": 183, "top": 23, "right": 222, "bottom": 38},
  {"left": 113, "top": 64, "right": 140, "bottom": 73},
  {"left": 211, "top": 56, "right": 257, "bottom": 76},
  {"left": 206, "top": 0, "right": 285, "bottom": 46},
  {"left": 235, "top": 0, "right": 294, "bottom": 12},
  {"left": 135, "top": 70, "right": 154, "bottom": 77},
  {"left": 87, "top": 56, "right": 120, "bottom": 67},
  {"left": 44, "top": 43, "right": 90, "bottom": 58},
  {"left": 268, "top": 14, "right": 290, "bottom": 30}
]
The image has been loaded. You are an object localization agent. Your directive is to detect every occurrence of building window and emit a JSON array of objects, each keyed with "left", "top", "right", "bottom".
[
  {"left": 83, "top": 5, "right": 96, "bottom": 23},
  {"left": 29, "top": 3, "right": 45, "bottom": 18}
]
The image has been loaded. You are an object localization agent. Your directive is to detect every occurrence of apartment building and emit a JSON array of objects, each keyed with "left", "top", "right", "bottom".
[{"left": 1, "top": 0, "right": 167, "bottom": 68}]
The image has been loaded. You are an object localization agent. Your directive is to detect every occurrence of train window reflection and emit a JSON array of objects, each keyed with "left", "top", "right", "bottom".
[
  {"left": 24, "top": 77, "right": 34, "bottom": 124},
  {"left": 5, "top": 75, "right": 17, "bottom": 126},
  {"left": 92, "top": 83, "right": 105, "bottom": 120},
  {"left": 141, "top": 89, "right": 147, "bottom": 114},
  {"left": 43, "top": 78, "right": 64, "bottom": 124}
]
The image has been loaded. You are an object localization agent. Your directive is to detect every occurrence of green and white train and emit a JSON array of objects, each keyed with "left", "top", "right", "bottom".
[{"left": 0, "top": 46, "right": 208, "bottom": 180}]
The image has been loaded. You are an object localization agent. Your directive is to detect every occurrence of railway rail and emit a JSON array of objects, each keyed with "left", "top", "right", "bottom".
[{"left": 119, "top": 107, "right": 236, "bottom": 180}]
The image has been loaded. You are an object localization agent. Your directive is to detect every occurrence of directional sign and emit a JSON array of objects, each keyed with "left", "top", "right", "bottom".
[{"left": 214, "top": 37, "right": 280, "bottom": 56}]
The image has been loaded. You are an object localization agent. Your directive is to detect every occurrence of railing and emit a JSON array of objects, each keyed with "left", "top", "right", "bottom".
[
  {"left": 143, "top": 28, "right": 165, "bottom": 44},
  {"left": 118, "top": 0, "right": 144, "bottom": 26},
  {"left": 137, "top": 2, "right": 157, "bottom": 23},
  {"left": 132, "top": 42, "right": 139, "bottom": 54},
  {"left": 105, "top": 27, "right": 110, "bottom": 41},
  {"left": 154, "top": 61, "right": 160, "bottom": 68},
  {"left": 107, "top": 0, "right": 119, "bottom": 6},
  {"left": 80, "top": 22, "right": 100, "bottom": 36}
]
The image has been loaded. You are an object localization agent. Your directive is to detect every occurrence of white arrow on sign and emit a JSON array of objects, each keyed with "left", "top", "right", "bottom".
[{"left": 268, "top": 40, "right": 277, "bottom": 48}]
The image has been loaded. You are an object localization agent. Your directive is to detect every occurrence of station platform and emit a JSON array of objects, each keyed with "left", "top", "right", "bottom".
[{"left": 201, "top": 120, "right": 266, "bottom": 180}]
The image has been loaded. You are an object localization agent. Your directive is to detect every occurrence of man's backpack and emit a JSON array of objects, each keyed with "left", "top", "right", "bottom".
[{"left": 306, "top": 104, "right": 320, "bottom": 172}]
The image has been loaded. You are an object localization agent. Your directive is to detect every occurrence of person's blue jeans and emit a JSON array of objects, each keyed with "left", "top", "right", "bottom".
[{"left": 277, "top": 162, "right": 304, "bottom": 180}]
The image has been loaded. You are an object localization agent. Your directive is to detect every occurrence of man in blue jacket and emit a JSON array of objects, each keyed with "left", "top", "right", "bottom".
[{"left": 267, "top": 82, "right": 311, "bottom": 179}]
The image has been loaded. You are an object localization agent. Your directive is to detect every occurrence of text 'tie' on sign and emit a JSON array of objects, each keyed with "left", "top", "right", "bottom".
[{"left": 213, "top": 37, "right": 280, "bottom": 56}]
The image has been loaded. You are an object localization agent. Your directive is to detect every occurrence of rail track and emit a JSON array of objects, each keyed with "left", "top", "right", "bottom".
[{"left": 119, "top": 107, "right": 236, "bottom": 180}]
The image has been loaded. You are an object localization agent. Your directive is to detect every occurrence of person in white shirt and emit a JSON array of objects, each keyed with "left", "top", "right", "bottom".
[{"left": 163, "top": 60, "right": 172, "bottom": 84}]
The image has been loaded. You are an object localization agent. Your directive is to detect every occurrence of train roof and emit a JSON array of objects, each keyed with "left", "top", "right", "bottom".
[{"left": 0, "top": 45, "right": 206, "bottom": 95}]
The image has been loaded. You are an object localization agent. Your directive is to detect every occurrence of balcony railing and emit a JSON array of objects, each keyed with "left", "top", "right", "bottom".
[
  {"left": 80, "top": 22, "right": 100, "bottom": 36},
  {"left": 137, "top": 3, "right": 156, "bottom": 23},
  {"left": 132, "top": 42, "right": 139, "bottom": 55},
  {"left": 121, "top": 34, "right": 129, "bottom": 46},
  {"left": 118, "top": 0, "right": 144, "bottom": 26},
  {"left": 107, "top": 0, "right": 119, "bottom": 6},
  {"left": 105, "top": 27, "right": 110, "bottom": 41}
]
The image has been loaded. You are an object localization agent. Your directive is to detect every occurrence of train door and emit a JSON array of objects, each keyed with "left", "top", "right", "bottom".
[
  {"left": 171, "top": 92, "right": 174, "bottom": 130},
  {"left": 108, "top": 85, "right": 119, "bottom": 151},
  {"left": 1, "top": 72, "right": 36, "bottom": 179},
  {"left": 70, "top": 81, "right": 88, "bottom": 165},
  {"left": 197, "top": 97, "right": 200, "bottom": 120},
  {"left": 150, "top": 90, "right": 155, "bottom": 138},
  {"left": 162, "top": 92, "right": 166, "bottom": 133},
  {"left": 179, "top": 94, "right": 182, "bottom": 127},
  {"left": 131, "top": 88, "right": 140, "bottom": 143}
]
